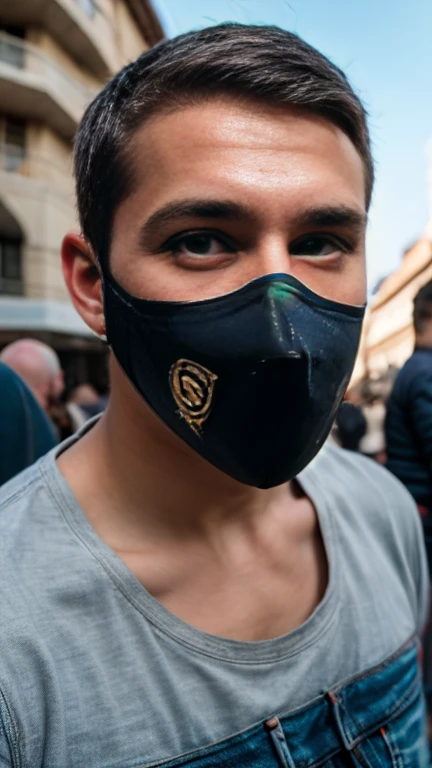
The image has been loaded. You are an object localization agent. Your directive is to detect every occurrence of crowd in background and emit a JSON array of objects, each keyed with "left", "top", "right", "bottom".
[
  {"left": 0, "top": 338, "right": 107, "bottom": 485},
  {"left": 334, "top": 279, "right": 432, "bottom": 531},
  {"left": 331, "top": 389, "right": 387, "bottom": 463}
]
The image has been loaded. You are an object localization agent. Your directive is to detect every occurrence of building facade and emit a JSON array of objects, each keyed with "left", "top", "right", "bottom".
[
  {"left": 350, "top": 136, "right": 432, "bottom": 392},
  {"left": 0, "top": 0, "right": 163, "bottom": 389},
  {"left": 351, "top": 236, "right": 432, "bottom": 395}
]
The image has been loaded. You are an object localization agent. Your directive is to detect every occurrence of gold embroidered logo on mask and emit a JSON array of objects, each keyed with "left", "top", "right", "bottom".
[{"left": 170, "top": 359, "right": 218, "bottom": 436}]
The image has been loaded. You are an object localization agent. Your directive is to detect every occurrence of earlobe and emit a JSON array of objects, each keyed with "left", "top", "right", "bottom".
[{"left": 61, "top": 232, "right": 106, "bottom": 337}]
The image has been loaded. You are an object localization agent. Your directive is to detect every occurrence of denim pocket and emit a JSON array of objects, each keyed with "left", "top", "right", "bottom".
[
  {"left": 364, "top": 689, "right": 427, "bottom": 767},
  {"left": 334, "top": 671, "right": 428, "bottom": 768}
]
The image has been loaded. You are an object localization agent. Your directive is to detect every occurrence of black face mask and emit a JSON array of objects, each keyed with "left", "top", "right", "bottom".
[{"left": 103, "top": 271, "right": 365, "bottom": 488}]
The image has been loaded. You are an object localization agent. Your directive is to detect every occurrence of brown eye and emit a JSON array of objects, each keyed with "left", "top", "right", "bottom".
[
  {"left": 172, "top": 234, "right": 229, "bottom": 258},
  {"left": 290, "top": 235, "right": 349, "bottom": 258}
]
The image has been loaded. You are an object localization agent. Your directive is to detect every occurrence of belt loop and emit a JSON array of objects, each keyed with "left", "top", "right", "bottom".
[
  {"left": 327, "top": 690, "right": 353, "bottom": 751},
  {"left": 265, "top": 717, "right": 296, "bottom": 768}
]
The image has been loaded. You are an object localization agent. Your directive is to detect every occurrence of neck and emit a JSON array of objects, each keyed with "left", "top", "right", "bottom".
[
  {"left": 60, "top": 368, "right": 294, "bottom": 545},
  {"left": 416, "top": 333, "right": 432, "bottom": 350}
]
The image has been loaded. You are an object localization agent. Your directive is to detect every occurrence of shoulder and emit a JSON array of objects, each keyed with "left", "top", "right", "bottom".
[
  {"left": 0, "top": 361, "right": 39, "bottom": 414},
  {"left": 304, "top": 442, "right": 419, "bottom": 535},
  {"left": 302, "top": 444, "right": 428, "bottom": 629},
  {"left": 0, "top": 363, "right": 26, "bottom": 426},
  {"left": 0, "top": 458, "right": 55, "bottom": 568},
  {"left": 396, "top": 351, "right": 432, "bottom": 391},
  {"left": 0, "top": 459, "right": 65, "bottom": 764},
  {"left": 0, "top": 459, "right": 53, "bottom": 646},
  {"left": 0, "top": 455, "right": 50, "bottom": 512},
  {"left": 410, "top": 349, "right": 432, "bottom": 370},
  {"left": 0, "top": 360, "right": 21, "bottom": 388},
  {"left": 0, "top": 449, "right": 71, "bottom": 589},
  {"left": 0, "top": 364, "right": 57, "bottom": 478},
  {"left": 0, "top": 460, "right": 45, "bottom": 516}
]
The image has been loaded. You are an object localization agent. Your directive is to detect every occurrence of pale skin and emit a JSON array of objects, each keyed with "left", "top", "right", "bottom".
[
  {"left": 0, "top": 339, "right": 64, "bottom": 412},
  {"left": 60, "top": 98, "right": 367, "bottom": 642}
]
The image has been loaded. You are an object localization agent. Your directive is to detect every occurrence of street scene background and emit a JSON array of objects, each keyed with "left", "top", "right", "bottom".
[{"left": 0, "top": 0, "right": 431, "bottom": 440}]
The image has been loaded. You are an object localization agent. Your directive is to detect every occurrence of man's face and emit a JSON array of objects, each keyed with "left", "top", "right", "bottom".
[{"left": 110, "top": 97, "right": 367, "bottom": 306}]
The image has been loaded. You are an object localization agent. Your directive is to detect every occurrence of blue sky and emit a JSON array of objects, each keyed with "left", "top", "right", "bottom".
[{"left": 152, "top": 0, "right": 432, "bottom": 291}]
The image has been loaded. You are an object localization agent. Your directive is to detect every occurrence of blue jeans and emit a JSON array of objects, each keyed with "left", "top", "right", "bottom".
[{"left": 151, "top": 638, "right": 428, "bottom": 767}]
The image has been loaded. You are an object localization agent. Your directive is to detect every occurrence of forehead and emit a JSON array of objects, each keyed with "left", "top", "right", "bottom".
[{"left": 125, "top": 98, "right": 366, "bottom": 213}]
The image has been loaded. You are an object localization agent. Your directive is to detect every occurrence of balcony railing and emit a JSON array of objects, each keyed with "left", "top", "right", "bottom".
[
  {"left": 0, "top": 34, "right": 25, "bottom": 69},
  {"left": 0, "top": 32, "right": 96, "bottom": 132}
]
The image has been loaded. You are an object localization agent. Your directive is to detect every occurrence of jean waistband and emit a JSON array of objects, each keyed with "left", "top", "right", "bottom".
[
  {"left": 150, "top": 637, "right": 420, "bottom": 768},
  {"left": 276, "top": 637, "right": 420, "bottom": 764}
]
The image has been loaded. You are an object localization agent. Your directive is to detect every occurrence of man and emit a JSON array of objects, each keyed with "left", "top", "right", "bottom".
[
  {"left": 386, "top": 280, "right": 432, "bottom": 512},
  {"left": 386, "top": 279, "right": 432, "bottom": 717},
  {"left": 0, "top": 338, "right": 69, "bottom": 437},
  {"left": 0, "top": 362, "right": 56, "bottom": 485},
  {"left": 360, "top": 395, "right": 387, "bottom": 464},
  {"left": 0, "top": 24, "right": 428, "bottom": 767},
  {"left": 0, "top": 338, "right": 64, "bottom": 413},
  {"left": 67, "top": 383, "right": 108, "bottom": 419},
  {"left": 333, "top": 401, "right": 367, "bottom": 452}
]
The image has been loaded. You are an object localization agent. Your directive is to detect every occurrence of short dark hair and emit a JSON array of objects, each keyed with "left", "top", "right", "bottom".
[
  {"left": 413, "top": 280, "right": 432, "bottom": 334},
  {"left": 335, "top": 402, "right": 367, "bottom": 452},
  {"left": 74, "top": 23, "right": 374, "bottom": 264}
]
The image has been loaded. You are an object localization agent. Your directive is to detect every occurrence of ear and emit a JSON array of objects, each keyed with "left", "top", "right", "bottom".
[{"left": 61, "top": 233, "right": 106, "bottom": 337}]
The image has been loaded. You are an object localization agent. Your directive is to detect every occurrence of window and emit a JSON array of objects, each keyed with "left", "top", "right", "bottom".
[
  {"left": 4, "top": 118, "right": 26, "bottom": 172},
  {"left": 0, "top": 26, "right": 25, "bottom": 69},
  {"left": 77, "top": 0, "right": 96, "bottom": 18},
  {"left": 0, "top": 239, "right": 22, "bottom": 295}
]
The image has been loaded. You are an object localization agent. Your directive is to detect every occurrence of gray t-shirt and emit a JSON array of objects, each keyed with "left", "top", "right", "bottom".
[{"left": 0, "top": 433, "right": 428, "bottom": 767}]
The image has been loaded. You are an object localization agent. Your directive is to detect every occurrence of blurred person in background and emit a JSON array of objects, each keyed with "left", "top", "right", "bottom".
[
  {"left": 0, "top": 23, "right": 428, "bottom": 767},
  {"left": 64, "top": 383, "right": 109, "bottom": 433},
  {"left": 68, "top": 383, "right": 108, "bottom": 420},
  {"left": 0, "top": 339, "right": 64, "bottom": 413},
  {"left": 360, "top": 394, "right": 387, "bottom": 464},
  {"left": 0, "top": 361, "right": 56, "bottom": 485},
  {"left": 333, "top": 401, "right": 367, "bottom": 452},
  {"left": 386, "top": 280, "right": 432, "bottom": 718},
  {"left": 386, "top": 280, "right": 432, "bottom": 561},
  {"left": 0, "top": 338, "right": 78, "bottom": 440}
]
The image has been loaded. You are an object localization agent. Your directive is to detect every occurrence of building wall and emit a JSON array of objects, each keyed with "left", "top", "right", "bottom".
[
  {"left": 26, "top": 28, "right": 100, "bottom": 90},
  {"left": 90, "top": 0, "right": 124, "bottom": 71},
  {"left": 61, "top": 0, "right": 121, "bottom": 76},
  {"left": 25, "top": 123, "right": 74, "bottom": 193},
  {"left": 0, "top": 0, "right": 162, "bottom": 361},
  {"left": 2, "top": 169, "right": 75, "bottom": 300},
  {"left": 357, "top": 237, "right": 432, "bottom": 384},
  {"left": 53, "top": 0, "right": 152, "bottom": 78},
  {"left": 115, "top": 1, "right": 151, "bottom": 64}
]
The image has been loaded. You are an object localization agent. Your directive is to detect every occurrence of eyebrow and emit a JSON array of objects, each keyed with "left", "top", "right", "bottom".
[
  {"left": 139, "top": 199, "right": 255, "bottom": 244},
  {"left": 291, "top": 205, "right": 367, "bottom": 231},
  {"left": 138, "top": 198, "right": 367, "bottom": 245}
]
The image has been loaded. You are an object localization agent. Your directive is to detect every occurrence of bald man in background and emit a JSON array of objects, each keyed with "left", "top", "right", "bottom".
[{"left": 0, "top": 339, "right": 64, "bottom": 413}]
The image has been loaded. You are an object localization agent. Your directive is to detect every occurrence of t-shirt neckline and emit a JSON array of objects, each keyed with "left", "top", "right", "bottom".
[{"left": 40, "top": 427, "right": 339, "bottom": 664}]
